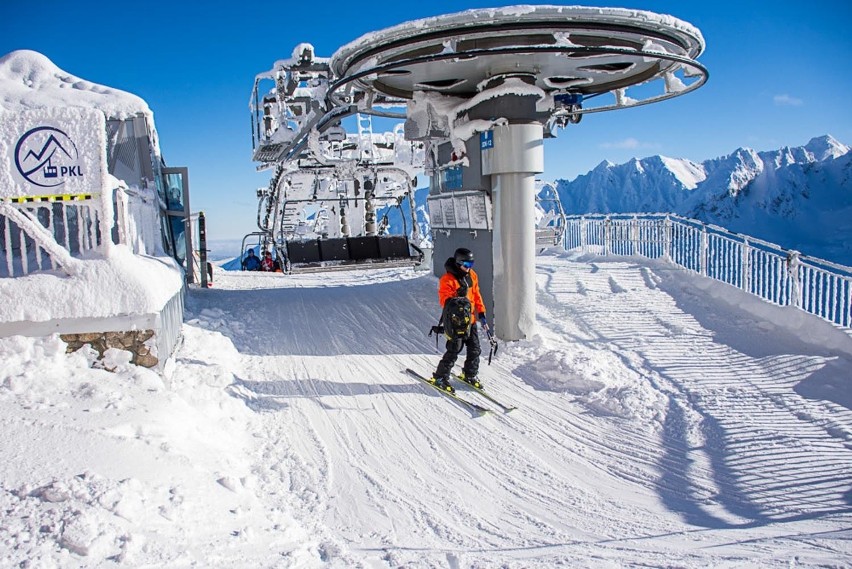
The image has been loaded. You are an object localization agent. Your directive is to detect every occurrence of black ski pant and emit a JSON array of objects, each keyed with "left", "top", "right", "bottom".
[{"left": 435, "top": 323, "right": 481, "bottom": 380}]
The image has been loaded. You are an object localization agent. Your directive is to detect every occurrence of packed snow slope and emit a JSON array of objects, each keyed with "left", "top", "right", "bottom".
[{"left": 1, "top": 252, "right": 851, "bottom": 567}]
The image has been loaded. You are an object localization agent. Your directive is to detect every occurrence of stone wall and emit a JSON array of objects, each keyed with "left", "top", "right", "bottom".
[{"left": 60, "top": 330, "right": 158, "bottom": 369}]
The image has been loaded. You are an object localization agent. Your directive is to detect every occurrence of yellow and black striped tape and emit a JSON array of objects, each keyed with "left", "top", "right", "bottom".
[{"left": 4, "top": 193, "right": 97, "bottom": 204}]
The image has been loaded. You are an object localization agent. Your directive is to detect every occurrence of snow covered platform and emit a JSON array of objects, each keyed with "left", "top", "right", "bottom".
[
  {"left": 1, "top": 252, "right": 849, "bottom": 566},
  {"left": 0, "top": 247, "right": 184, "bottom": 369},
  {"left": 0, "top": 51, "right": 190, "bottom": 370}
]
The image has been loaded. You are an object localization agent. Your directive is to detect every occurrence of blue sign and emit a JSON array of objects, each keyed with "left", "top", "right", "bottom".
[
  {"left": 443, "top": 166, "right": 463, "bottom": 190},
  {"left": 480, "top": 130, "right": 493, "bottom": 150}
]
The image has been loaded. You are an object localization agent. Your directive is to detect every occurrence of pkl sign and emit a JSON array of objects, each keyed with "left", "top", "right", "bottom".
[
  {"left": 14, "top": 126, "right": 84, "bottom": 188},
  {"left": 1, "top": 108, "right": 106, "bottom": 199}
]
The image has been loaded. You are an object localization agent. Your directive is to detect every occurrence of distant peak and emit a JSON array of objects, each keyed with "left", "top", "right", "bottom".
[
  {"left": 804, "top": 135, "right": 850, "bottom": 160},
  {"left": 731, "top": 146, "right": 758, "bottom": 157}
]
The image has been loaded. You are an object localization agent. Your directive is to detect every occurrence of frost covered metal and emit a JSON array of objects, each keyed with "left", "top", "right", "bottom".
[
  {"left": 248, "top": 43, "right": 427, "bottom": 273},
  {"left": 249, "top": 6, "right": 707, "bottom": 338},
  {"left": 329, "top": 5, "right": 707, "bottom": 131}
]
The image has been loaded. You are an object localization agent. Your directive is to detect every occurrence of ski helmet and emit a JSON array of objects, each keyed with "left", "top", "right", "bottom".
[{"left": 454, "top": 248, "right": 474, "bottom": 266}]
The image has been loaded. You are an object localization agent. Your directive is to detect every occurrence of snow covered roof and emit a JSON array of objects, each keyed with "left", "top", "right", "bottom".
[
  {"left": 0, "top": 50, "right": 151, "bottom": 119},
  {"left": 332, "top": 5, "right": 705, "bottom": 77}
]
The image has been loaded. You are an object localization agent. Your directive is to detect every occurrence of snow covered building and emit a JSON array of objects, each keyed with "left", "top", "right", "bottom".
[{"left": 0, "top": 50, "right": 188, "bottom": 369}]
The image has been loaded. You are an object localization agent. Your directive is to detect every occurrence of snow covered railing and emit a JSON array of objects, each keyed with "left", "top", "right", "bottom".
[
  {"left": 114, "top": 184, "right": 166, "bottom": 257},
  {"left": 563, "top": 213, "right": 852, "bottom": 329},
  {"left": 0, "top": 184, "right": 165, "bottom": 278},
  {"left": 0, "top": 197, "right": 101, "bottom": 277}
]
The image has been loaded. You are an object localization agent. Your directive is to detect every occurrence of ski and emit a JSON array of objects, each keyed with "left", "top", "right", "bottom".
[
  {"left": 405, "top": 368, "right": 491, "bottom": 415},
  {"left": 451, "top": 373, "right": 517, "bottom": 413}
]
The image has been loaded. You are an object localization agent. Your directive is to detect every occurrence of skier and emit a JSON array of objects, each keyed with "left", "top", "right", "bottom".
[
  {"left": 431, "top": 247, "right": 487, "bottom": 393},
  {"left": 243, "top": 249, "right": 261, "bottom": 271}
]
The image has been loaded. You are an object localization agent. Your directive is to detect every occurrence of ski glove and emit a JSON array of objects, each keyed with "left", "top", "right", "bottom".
[{"left": 478, "top": 313, "right": 487, "bottom": 326}]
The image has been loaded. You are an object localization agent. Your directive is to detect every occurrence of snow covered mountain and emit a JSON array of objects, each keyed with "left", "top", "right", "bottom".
[
  {"left": 375, "top": 135, "right": 851, "bottom": 267},
  {"left": 555, "top": 135, "right": 852, "bottom": 265}
]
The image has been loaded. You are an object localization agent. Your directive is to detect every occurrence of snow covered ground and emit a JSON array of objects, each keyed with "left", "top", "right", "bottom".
[{"left": 1, "top": 251, "right": 850, "bottom": 568}]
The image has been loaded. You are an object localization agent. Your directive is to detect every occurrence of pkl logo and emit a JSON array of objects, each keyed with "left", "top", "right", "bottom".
[{"left": 14, "top": 126, "right": 84, "bottom": 188}]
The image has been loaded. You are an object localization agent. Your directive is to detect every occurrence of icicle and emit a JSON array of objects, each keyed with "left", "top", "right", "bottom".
[
  {"left": 4, "top": 215, "right": 13, "bottom": 277},
  {"left": 20, "top": 226, "right": 28, "bottom": 275},
  {"left": 61, "top": 205, "right": 71, "bottom": 251},
  {"left": 47, "top": 204, "right": 57, "bottom": 270}
]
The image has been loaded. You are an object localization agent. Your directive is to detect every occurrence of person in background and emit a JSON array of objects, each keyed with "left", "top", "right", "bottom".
[
  {"left": 261, "top": 250, "right": 275, "bottom": 272},
  {"left": 243, "top": 249, "right": 261, "bottom": 271},
  {"left": 431, "top": 247, "right": 487, "bottom": 393}
]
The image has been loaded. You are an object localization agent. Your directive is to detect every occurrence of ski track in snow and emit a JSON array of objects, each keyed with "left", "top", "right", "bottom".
[{"left": 176, "top": 256, "right": 852, "bottom": 567}]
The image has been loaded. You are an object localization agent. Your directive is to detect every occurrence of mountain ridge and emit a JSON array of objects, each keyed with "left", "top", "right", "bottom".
[{"left": 554, "top": 135, "right": 852, "bottom": 265}]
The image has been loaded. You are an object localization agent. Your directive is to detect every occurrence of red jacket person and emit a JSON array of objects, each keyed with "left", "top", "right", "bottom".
[{"left": 431, "top": 247, "right": 487, "bottom": 393}]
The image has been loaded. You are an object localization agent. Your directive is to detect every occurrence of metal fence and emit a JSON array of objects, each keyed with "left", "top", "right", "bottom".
[
  {"left": 563, "top": 213, "right": 852, "bottom": 329},
  {"left": 0, "top": 197, "right": 102, "bottom": 278},
  {"left": 0, "top": 185, "right": 166, "bottom": 279}
]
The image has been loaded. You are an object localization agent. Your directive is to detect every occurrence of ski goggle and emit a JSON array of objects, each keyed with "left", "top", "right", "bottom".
[{"left": 458, "top": 260, "right": 474, "bottom": 268}]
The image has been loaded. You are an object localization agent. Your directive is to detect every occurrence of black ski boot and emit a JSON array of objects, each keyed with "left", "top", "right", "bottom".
[
  {"left": 459, "top": 373, "right": 482, "bottom": 389},
  {"left": 431, "top": 376, "right": 455, "bottom": 393}
]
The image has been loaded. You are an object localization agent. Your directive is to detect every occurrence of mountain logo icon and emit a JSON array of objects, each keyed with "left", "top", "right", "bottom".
[{"left": 14, "top": 126, "right": 83, "bottom": 188}]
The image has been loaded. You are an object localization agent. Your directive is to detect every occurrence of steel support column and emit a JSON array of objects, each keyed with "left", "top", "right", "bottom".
[{"left": 483, "top": 123, "right": 543, "bottom": 340}]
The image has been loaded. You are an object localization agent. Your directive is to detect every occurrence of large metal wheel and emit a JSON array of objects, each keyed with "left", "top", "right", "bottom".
[{"left": 330, "top": 5, "right": 707, "bottom": 115}]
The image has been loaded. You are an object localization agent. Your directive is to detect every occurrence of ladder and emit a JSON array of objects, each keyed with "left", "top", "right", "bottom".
[{"left": 357, "top": 113, "right": 374, "bottom": 162}]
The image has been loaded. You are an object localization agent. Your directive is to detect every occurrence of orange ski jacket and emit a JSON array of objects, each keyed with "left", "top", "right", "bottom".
[{"left": 438, "top": 268, "right": 486, "bottom": 323}]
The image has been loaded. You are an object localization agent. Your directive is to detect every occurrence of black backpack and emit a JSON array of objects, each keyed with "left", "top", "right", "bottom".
[{"left": 440, "top": 277, "right": 473, "bottom": 340}]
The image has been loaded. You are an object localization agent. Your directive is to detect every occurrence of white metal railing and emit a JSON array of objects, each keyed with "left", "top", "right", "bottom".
[
  {"left": 1, "top": 184, "right": 165, "bottom": 279},
  {"left": 0, "top": 198, "right": 100, "bottom": 277},
  {"left": 563, "top": 213, "right": 852, "bottom": 329}
]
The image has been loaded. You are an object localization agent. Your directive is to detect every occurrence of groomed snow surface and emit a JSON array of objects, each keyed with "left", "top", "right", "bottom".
[{"left": 1, "top": 251, "right": 850, "bottom": 568}]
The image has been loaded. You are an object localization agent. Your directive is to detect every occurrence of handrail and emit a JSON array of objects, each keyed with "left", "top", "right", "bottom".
[{"left": 562, "top": 213, "right": 852, "bottom": 329}]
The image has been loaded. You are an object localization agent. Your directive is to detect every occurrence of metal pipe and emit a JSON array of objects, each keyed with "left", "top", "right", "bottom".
[
  {"left": 493, "top": 172, "right": 537, "bottom": 341},
  {"left": 485, "top": 123, "right": 543, "bottom": 341}
]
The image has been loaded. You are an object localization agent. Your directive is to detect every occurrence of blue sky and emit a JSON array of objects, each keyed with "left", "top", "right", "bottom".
[{"left": 4, "top": 0, "right": 851, "bottom": 239}]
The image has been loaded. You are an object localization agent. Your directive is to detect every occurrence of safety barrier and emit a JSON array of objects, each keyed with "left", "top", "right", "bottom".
[
  {"left": 563, "top": 213, "right": 852, "bottom": 329},
  {"left": 0, "top": 194, "right": 101, "bottom": 277},
  {"left": 0, "top": 185, "right": 163, "bottom": 278}
]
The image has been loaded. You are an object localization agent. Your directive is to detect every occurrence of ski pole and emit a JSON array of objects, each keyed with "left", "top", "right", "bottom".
[{"left": 480, "top": 316, "right": 499, "bottom": 365}]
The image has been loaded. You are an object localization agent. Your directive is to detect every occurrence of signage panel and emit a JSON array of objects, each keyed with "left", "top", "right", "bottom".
[
  {"left": 426, "top": 190, "right": 492, "bottom": 230},
  {"left": 1, "top": 108, "right": 106, "bottom": 199},
  {"left": 427, "top": 197, "right": 444, "bottom": 227}
]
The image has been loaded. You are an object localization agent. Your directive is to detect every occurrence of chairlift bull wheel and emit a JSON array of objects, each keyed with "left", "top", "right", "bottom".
[{"left": 569, "top": 104, "right": 583, "bottom": 124}]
